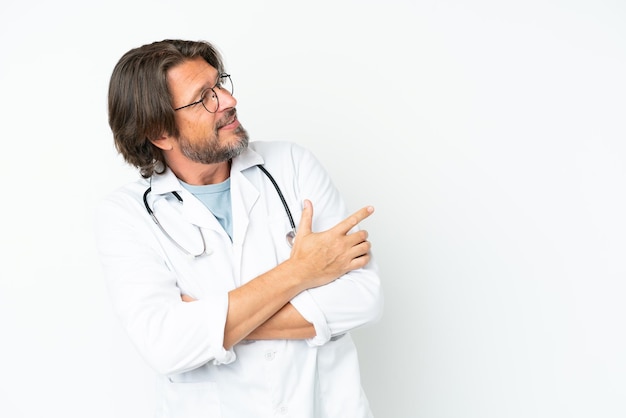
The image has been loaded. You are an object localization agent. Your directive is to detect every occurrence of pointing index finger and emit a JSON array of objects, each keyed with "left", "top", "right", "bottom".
[{"left": 335, "top": 206, "right": 375, "bottom": 234}]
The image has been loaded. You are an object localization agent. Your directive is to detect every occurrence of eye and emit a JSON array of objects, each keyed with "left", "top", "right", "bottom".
[{"left": 201, "top": 88, "right": 216, "bottom": 101}]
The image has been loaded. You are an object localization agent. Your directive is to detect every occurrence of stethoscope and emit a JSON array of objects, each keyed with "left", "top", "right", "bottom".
[{"left": 142, "top": 164, "right": 296, "bottom": 258}]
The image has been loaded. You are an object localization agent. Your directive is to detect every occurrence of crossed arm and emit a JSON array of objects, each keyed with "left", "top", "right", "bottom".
[{"left": 183, "top": 199, "right": 375, "bottom": 349}]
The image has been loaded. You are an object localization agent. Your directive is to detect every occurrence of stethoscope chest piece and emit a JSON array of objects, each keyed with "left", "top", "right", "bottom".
[{"left": 286, "top": 230, "right": 296, "bottom": 247}]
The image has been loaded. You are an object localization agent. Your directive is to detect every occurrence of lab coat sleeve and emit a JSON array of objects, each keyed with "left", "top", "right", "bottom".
[
  {"left": 283, "top": 144, "right": 384, "bottom": 346},
  {"left": 94, "top": 191, "right": 235, "bottom": 376}
]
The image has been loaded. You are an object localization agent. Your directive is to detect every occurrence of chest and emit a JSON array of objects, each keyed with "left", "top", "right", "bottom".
[{"left": 156, "top": 182, "right": 301, "bottom": 299}]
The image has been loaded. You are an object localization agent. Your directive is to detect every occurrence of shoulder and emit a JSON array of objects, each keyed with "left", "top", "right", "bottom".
[
  {"left": 248, "top": 140, "right": 318, "bottom": 167},
  {"left": 249, "top": 140, "right": 308, "bottom": 157},
  {"left": 95, "top": 178, "right": 150, "bottom": 217}
]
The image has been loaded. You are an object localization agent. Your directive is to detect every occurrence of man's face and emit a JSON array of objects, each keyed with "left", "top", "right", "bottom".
[{"left": 167, "top": 57, "right": 248, "bottom": 164}]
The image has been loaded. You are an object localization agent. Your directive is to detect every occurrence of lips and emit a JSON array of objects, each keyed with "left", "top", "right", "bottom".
[{"left": 218, "top": 109, "right": 238, "bottom": 129}]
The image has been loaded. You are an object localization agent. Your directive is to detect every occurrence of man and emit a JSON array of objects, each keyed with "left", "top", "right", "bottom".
[{"left": 95, "top": 39, "right": 383, "bottom": 418}]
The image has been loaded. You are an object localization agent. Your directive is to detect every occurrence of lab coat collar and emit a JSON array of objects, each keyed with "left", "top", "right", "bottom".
[
  {"left": 146, "top": 146, "right": 266, "bottom": 230},
  {"left": 149, "top": 166, "right": 184, "bottom": 196},
  {"left": 231, "top": 145, "right": 265, "bottom": 173},
  {"left": 149, "top": 146, "right": 265, "bottom": 196}
]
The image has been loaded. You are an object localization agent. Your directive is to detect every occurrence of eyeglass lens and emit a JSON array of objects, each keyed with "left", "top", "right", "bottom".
[{"left": 202, "top": 75, "right": 233, "bottom": 113}]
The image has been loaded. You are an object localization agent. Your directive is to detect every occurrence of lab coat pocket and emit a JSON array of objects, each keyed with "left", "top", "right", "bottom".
[{"left": 160, "top": 378, "right": 222, "bottom": 418}]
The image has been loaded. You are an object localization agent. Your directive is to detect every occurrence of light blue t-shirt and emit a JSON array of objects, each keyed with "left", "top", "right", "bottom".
[{"left": 181, "top": 178, "right": 233, "bottom": 240}]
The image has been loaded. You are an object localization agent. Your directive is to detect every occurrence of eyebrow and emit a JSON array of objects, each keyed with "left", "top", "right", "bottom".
[{"left": 191, "top": 73, "right": 221, "bottom": 100}]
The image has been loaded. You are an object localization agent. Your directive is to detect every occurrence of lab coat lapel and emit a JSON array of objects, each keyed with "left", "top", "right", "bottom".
[
  {"left": 180, "top": 189, "right": 224, "bottom": 231},
  {"left": 230, "top": 169, "right": 259, "bottom": 247},
  {"left": 229, "top": 148, "right": 264, "bottom": 285},
  {"left": 230, "top": 147, "right": 265, "bottom": 246}
]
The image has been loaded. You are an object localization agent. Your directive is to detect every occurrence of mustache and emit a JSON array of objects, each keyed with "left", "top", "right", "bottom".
[{"left": 216, "top": 108, "right": 238, "bottom": 129}]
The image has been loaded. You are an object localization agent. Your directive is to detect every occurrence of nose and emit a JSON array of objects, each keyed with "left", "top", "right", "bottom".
[{"left": 217, "top": 87, "right": 237, "bottom": 111}]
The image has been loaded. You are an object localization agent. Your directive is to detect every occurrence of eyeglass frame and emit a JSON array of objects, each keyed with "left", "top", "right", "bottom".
[{"left": 173, "top": 73, "right": 233, "bottom": 113}]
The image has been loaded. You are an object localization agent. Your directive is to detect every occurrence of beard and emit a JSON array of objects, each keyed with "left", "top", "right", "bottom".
[{"left": 178, "top": 109, "right": 250, "bottom": 164}]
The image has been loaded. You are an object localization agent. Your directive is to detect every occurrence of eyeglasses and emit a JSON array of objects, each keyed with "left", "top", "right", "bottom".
[{"left": 173, "top": 74, "right": 233, "bottom": 113}]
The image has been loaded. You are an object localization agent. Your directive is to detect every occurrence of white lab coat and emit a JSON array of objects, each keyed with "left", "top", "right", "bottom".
[{"left": 95, "top": 141, "right": 383, "bottom": 418}]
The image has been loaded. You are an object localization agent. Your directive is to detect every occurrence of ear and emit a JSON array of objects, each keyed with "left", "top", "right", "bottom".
[{"left": 150, "top": 133, "right": 175, "bottom": 151}]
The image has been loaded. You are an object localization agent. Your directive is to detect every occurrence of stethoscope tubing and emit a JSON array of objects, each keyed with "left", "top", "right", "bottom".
[
  {"left": 255, "top": 164, "right": 296, "bottom": 231},
  {"left": 142, "top": 165, "right": 296, "bottom": 258}
]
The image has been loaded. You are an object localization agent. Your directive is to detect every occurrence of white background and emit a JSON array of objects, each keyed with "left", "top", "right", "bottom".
[{"left": 1, "top": 0, "right": 625, "bottom": 417}]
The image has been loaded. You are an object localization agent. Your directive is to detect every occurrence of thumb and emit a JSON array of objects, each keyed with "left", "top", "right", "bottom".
[{"left": 296, "top": 199, "right": 314, "bottom": 236}]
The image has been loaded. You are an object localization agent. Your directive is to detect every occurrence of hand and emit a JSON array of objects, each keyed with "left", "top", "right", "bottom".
[
  {"left": 181, "top": 294, "right": 196, "bottom": 302},
  {"left": 288, "top": 199, "right": 374, "bottom": 288}
]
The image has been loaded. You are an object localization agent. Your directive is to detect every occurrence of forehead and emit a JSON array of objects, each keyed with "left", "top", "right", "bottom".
[{"left": 167, "top": 57, "right": 218, "bottom": 95}]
